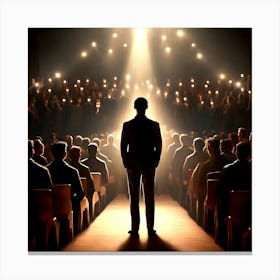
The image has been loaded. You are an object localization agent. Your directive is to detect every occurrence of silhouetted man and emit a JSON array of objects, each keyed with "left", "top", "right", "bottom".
[{"left": 121, "top": 97, "right": 162, "bottom": 236}]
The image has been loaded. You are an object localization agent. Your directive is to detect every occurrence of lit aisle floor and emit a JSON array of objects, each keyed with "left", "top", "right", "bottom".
[{"left": 62, "top": 194, "right": 223, "bottom": 252}]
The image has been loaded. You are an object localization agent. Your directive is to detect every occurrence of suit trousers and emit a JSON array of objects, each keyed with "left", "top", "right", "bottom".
[{"left": 127, "top": 167, "right": 156, "bottom": 232}]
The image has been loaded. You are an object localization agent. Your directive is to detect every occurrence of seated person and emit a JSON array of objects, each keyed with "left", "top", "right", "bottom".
[{"left": 33, "top": 138, "right": 48, "bottom": 166}]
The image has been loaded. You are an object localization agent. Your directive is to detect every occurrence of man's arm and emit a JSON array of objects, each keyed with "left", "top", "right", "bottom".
[
  {"left": 120, "top": 122, "right": 129, "bottom": 168},
  {"left": 154, "top": 122, "right": 162, "bottom": 167}
]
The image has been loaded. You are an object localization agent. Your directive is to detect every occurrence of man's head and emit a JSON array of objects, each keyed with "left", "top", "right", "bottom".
[
  {"left": 69, "top": 145, "right": 81, "bottom": 163},
  {"left": 87, "top": 143, "right": 98, "bottom": 158},
  {"left": 33, "top": 139, "right": 44, "bottom": 155},
  {"left": 206, "top": 137, "right": 220, "bottom": 157},
  {"left": 193, "top": 137, "right": 205, "bottom": 152},
  {"left": 236, "top": 142, "right": 251, "bottom": 161},
  {"left": 51, "top": 141, "right": 67, "bottom": 160},
  {"left": 134, "top": 97, "right": 148, "bottom": 113}
]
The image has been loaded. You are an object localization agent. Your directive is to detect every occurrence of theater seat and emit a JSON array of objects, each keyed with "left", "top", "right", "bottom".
[
  {"left": 224, "top": 190, "right": 251, "bottom": 250},
  {"left": 53, "top": 184, "right": 74, "bottom": 242},
  {"left": 91, "top": 172, "right": 106, "bottom": 209},
  {"left": 29, "top": 189, "right": 60, "bottom": 251}
]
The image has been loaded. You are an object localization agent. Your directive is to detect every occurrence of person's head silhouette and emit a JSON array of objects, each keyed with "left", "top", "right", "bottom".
[{"left": 134, "top": 97, "right": 148, "bottom": 114}]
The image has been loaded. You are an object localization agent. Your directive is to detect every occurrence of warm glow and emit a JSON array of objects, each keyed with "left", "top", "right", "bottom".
[
  {"left": 161, "top": 35, "right": 167, "bottom": 41},
  {"left": 81, "top": 51, "right": 87, "bottom": 57},
  {"left": 220, "top": 73, "right": 225, "bottom": 79},
  {"left": 197, "top": 53, "right": 203, "bottom": 59},
  {"left": 177, "top": 30, "right": 184, "bottom": 37},
  {"left": 55, "top": 72, "right": 61, "bottom": 78},
  {"left": 191, "top": 43, "right": 196, "bottom": 47},
  {"left": 165, "top": 46, "right": 171, "bottom": 53},
  {"left": 123, "top": 43, "right": 128, "bottom": 48},
  {"left": 91, "top": 42, "right": 97, "bottom": 47},
  {"left": 108, "top": 49, "right": 113, "bottom": 54},
  {"left": 112, "top": 33, "right": 118, "bottom": 38}
]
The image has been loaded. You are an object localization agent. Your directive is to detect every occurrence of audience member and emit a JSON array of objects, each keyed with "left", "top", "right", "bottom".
[
  {"left": 69, "top": 145, "right": 95, "bottom": 217},
  {"left": 191, "top": 137, "right": 229, "bottom": 225},
  {"left": 46, "top": 141, "right": 85, "bottom": 233},
  {"left": 220, "top": 139, "right": 236, "bottom": 163},
  {"left": 82, "top": 143, "right": 109, "bottom": 187},
  {"left": 32, "top": 139, "right": 48, "bottom": 166}
]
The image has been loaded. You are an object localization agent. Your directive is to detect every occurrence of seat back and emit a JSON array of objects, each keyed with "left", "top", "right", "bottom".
[
  {"left": 207, "top": 171, "right": 222, "bottom": 180},
  {"left": 29, "top": 189, "right": 54, "bottom": 222},
  {"left": 228, "top": 190, "right": 251, "bottom": 228},
  {"left": 205, "top": 179, "right": 219, "bottom": 211},
  {"left": 90, "top": 172, "right": 102, "bottom": 192},
  {"left": 53, "top": 184, "right": 72, "bottom": 218},
  {"left": 80, "top": 177, "right": 87, "bottom": 194}
]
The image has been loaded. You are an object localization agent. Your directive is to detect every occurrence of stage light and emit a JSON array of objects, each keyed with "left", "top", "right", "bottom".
[
  {"left": 179, "top": 82, "right": 183, "bottom": 87},
  {"left": 177, "top": 30, "right": 184, "bottom": 37},
  {"left": 165, "top": 46, "right": 171, "bottom": 53},
  {"left": 66, "top": 88, "right": 69, "bottom": 93},
  {"left": 74, "top": 84, "right": 77, "bottom": 88},
  {"left": 123, "top": 43, "right": 128, "bottom": 48},
  {"left": 103, "top": 79, "right": 107, "bottom": 84},
  {"left": 55, "top": 72, "right": 61, "bottom": 78},
  {"left": 201, "top": 100, "right": 204, "bottom": 105},
  {"left": 35, "top": 82, "right": 39, "bottom": 87},
  {"left": 147, "top": 93, "right": 151, "bottom": 99},
  {"left": 62, "top": 98, "right": 66, "bottom": 103},
  {"left": 175, "top": 91, "right": 179, "bottom": 96},
  {"left": 87, "top": 97, "right": 91, "bottom": 102},
  {"left": 208, "top": 90, "right": 211, "bottom": 94},
  {"left": 197, "top": 53, "right": 203, "bottom": 59},
  {"left": 113, "top": 83, "right": 117, "bottom": 88},
  {"left": 166, "top": 82, "right": 170, "bottom": 87},
  {"left": 48, "top": 78, "right": 52, "bottom": 83},
  {"left": 176, "top": 98, "right": 180, "bottom": 104},
  {"left": 63, "top": 80, "right": 67, "bottom": 84},
  {"left": 164, "top": 92, "right": 168, "bottom": 98},
  {"left": 229, "top": 80, "right": 233, "bottom": 84},
  {"left": 204, "top": 84, "right": 208, "bottom": 88},
  {"left": 77, "top": 80, "right": 81, "bottom": 84},
  {"left": 114, "top": 76, "right": 118, "bottom": 81},
  {"left": 108, "top": 94, "right": 112, "bottom": 99},
  {"left": 191, "top": 78, "right": 194, "bottom": 83},
  {"left": 215, "top": 90, "right": 219, "bottom": 95},
  {"left": 191, "top": 43, "right": 196, "bottom": 47},
  {"left": 91, "top": 42, "right": 97, "bottom": 47},
  {"left": 183, "top": 97, "right": 187, "bottom": 101},
  {"left": 241, "top": 88, "right": 245, "bottom": 92},
  {"left": 236, "top": 81, "right": 241, "bottom": 87},
  {"left": 86, "top": 79, "right": 90, "bottom": 83},
  {"left": 191, "top": 84, "right": 195, "bottom": 88},
  {"left": 81, "top": 51, "right": 87, "bottom": 57},
  {"left": 240, "top": 73, "right": 244, "bottom": 78},
  {"left": 156, "top": 90, "right": 161, "bottom": 95},
  {"left": 36, "top": 89, "right": 40, "bottom": 94},
  {"left": 220, "top": 74, "right": 225, "bottom": 80},
  {"left": 126, "top": 74, "right": 131, "bottom": 81},
  {"left": 108, "top": 49, "right": 113, "bottom": 54},
  {"left": 112, "top": 33, "right": 118, "bottom": 38},
  {"left": 48, "top": 89, "right": 52, "bottom": 93},
  {"left": 206, "top": 80, "right": 210, "bottom": 84},
  {"left": 125, "top": 84, "right": 130, "bottom": 89},
  {"left": 80, "top": 87, "right": 84, "bottom": 91},
  {"left": 121, "top": 90, "right": 125, "bottom": 96},
  {"left": 161, "top": 35, "right": 167, "bottom": 41},
  {"left": 148, "top": 84, "right": 153, "bottom": 90}
]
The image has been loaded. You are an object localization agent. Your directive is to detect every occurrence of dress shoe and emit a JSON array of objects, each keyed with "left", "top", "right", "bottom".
[
  {"left": 128, "top": 230, "right": 139, "bottom": 236},
  {"left": 148, "top": 229, "right": 157, "bottom": 236}
]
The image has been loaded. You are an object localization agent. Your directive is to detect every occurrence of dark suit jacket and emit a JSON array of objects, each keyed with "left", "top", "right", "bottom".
[
  {"left": 46, "top": 160, "right": 84, "bottom": 206},
  {"left": 28, "top": 158, "right": 54, "bottom": 190},
  {"left": 121, "top": 114, "right": 162, "bottom": 171}
]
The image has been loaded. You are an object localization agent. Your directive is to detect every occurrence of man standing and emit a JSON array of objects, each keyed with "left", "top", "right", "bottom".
[{"left": 121, "top": 97, "right": 162, "bottom": 236}]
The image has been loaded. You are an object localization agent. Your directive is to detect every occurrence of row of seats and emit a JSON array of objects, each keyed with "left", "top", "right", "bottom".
[
  {"left": 184, "top": 170, "right": 252, "bottom": 251},
  {"left": 28, "top": 172, "right": 106, "bottom": 251}
]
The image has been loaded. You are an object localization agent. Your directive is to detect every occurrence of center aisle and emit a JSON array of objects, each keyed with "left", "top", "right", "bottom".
[{"left": 63, "top": 194, "right": 223, "bottom": 252}]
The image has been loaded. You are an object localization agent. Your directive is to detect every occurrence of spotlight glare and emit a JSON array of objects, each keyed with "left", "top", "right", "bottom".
[
  {"left": 191, "top": 43, "right": 196, "bottom": 47},
  {"left": 108, "top": 49, "right": 113, "bottom": 54},
  {"left": 197, "top": 53, "right": 203, "bottom": 59},
  {"left": 55, "top": 72, "right": 61, "bottom": 78},
  {"left": 91, "top": 42, "right": 97, "bottom": 47},
  {"left": 161, "top": 35, "right": 167, "bottom": 41},
  {"left": 48, "top": 78, "right": 52, "bottom": 83},
  {"left": 114, "top": 76, "right": 118, "bottom": 81},
  {"left": 123, "top": 43, "right": 128, "bottom": 48},
  {"left": 35, "top": 82, "right": 39, "bottom": 87},
  {"left": 179, "top": 82, "right": 183, "bottom": 87},
  {"left": 190, "top": 78, "right": 194, "bottom": 83},
  {"left": 48, "top": 88, "right": 52, "bottom": 93},
  {"left": 220, "top": 74, "right": 225, "bottom": 80},
  {"left": 112, "top": 33, "right": 118, "bottom": 38},
  {"left": 165, "top": 46, "right": 171, "bottom": 53},
  {"left": 63, "top": 80, "right": 67, "bottom": 84},
  {"left": 236, "top": 81, "right": 241, "bottom": 87},
  {"left": 240, "top": 73, "right": 244, "bottom": 78},
  {"left": 66, "top": 88, "right": 69, "bottom": 93},
  {"left": 177, "top": 30, "right": 184, "bottom": 37},
  {"left": 229, "top": 80, "right": 233, "bottom": 84},
  {"left": 77, "top": 79, "right": 81, "bottom": 84},
  {"left": 81, "top": 51, "right": 87, "bottom": 57},
  {"left": 191, "top": 84, "right": 195, "bottom": 88}
]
